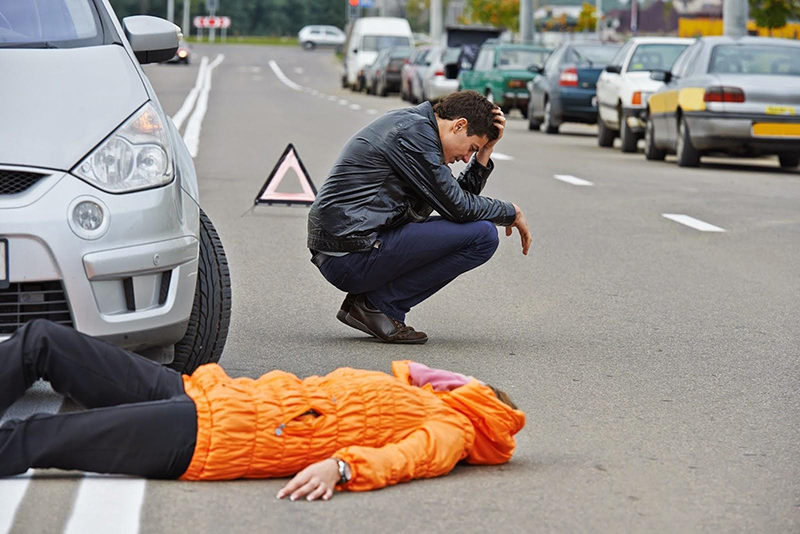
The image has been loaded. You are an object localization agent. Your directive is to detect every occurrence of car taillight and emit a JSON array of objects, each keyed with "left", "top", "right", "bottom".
[
  {"left": 631, "top": 91, "right": 642, "bottom": 105},
  {"left": 507, "top": 79, "right": 525, "bottom": 88},
  {"left": 434, "top": 70, "right": 444, "bottom": 76},
  {"left": 704, "top": 86, "right": 745, "bottom": 103},
  {"left": 559, "top": 68, "right": 578, "bottom": 87}
]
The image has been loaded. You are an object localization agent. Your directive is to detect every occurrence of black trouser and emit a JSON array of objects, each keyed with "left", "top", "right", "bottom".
[{"left": 0, "top": 320, "right": 197, "bottom": 479}]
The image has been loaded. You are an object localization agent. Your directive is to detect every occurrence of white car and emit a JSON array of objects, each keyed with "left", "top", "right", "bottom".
[
  {"left": 298, "top": 25, "right": 345, "bottom": 51},
  {"left": 596, "top": 37, "right": 694, "bottom": 152}
]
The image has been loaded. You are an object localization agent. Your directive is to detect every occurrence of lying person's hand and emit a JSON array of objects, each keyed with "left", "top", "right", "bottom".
[
  {"left": 507, "top": 204, "right": 532, "bottom": 256},
  {"left": 277, "top": 458, "right": 339, "bottom": 501}
]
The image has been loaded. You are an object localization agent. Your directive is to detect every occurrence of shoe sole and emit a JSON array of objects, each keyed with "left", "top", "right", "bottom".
[{"left": 345, "top": 313, "right": 428, "bottom": 344}]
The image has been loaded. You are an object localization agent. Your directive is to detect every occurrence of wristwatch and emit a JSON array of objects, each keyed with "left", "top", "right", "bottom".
[{"left": 333, "top": 457, "right": 351, "bottom": 485}]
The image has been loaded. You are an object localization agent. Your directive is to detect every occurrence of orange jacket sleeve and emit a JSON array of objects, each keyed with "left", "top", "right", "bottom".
[{"left": 332, "top": 417, "right": 474, "bottom": 492}]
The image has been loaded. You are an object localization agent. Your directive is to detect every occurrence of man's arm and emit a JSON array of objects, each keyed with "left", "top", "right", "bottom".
[{"left": 456, "top": 158, "right": 493, "bottom": 195}]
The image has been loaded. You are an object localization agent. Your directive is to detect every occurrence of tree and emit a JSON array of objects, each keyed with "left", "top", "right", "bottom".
[
  {"left": 462, "top": 0, "right": 520, "bottom": 29},
  {"left": 576, "top": 2, "right": 596, "bottom": 32},
  {"left": 748, "top": 0, "right": 800, "bottom": 34}
]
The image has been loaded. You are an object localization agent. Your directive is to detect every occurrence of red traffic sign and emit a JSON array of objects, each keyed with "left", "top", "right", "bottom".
[{"left": 193, "top": 16, "right": 231, "bottom": 29}]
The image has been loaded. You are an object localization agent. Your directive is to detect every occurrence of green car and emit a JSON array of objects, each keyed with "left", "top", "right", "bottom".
[{"left": 458, "top": 43, "right": 551, "bottom": 117}]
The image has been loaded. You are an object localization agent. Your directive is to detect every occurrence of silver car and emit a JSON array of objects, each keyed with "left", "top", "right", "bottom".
[
  {"left": 0, "top": 0, "right": 231, "bottom": 373},
  {"left": 645, "top": 36, "right": 800, "bottom": 168}
]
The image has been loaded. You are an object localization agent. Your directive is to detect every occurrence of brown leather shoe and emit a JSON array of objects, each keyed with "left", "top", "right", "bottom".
[
  {"left": 345, "top": 296, "right": 428, "bottom": 344},
  {"left": 336, "top": 293, "right": 358, "bottom": 325}
]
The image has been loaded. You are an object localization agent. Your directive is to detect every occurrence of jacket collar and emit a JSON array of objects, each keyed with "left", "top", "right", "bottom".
[{"left": 418, "top": 101, "right": 444, "bottom": 155}]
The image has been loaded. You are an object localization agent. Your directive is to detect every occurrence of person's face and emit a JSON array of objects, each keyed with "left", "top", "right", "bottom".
[{"left": 440, "top": 118, "right": 489, "bottom": 165}]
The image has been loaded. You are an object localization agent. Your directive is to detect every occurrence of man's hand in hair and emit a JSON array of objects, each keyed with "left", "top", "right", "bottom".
[
  {"left": 476, "top": 107, "right": 506, "bottom": 165},
  {"left": 507, "top": 204, "right": 532, "bottom": 256},
  {"left": 277, "top": 459, "right": 339, "bottom": 501}
]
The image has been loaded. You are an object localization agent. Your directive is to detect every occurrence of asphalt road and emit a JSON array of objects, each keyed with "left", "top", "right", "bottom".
[{"left": 2, "top": 44, "right": 799, "bottom": 533}]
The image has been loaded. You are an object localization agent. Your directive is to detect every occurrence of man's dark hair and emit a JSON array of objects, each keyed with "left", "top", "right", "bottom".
[
  {"left": 433, "top": 90, "right": 499, "bottom": 141},
  {"left": 487, "top": 384, "right": 519, "bottom": 410}
]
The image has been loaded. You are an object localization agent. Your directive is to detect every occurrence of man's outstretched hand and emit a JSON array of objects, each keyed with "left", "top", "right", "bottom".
[
  {"left": 277, "top": 459, "right": 339, "bottom": 502},
  {"left": 507, "top": 204, "right": 531, "bottom": 255}
]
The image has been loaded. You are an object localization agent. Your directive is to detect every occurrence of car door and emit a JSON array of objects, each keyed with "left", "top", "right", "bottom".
[
  {"left": 531, "top": 46, "right": 561, "bottom": 116},
  {"left": 598, "top": 41, "right": 633, "bottom": 127},
  {"left": 662, "top": 43, "right": 703, "bottom": 148}
]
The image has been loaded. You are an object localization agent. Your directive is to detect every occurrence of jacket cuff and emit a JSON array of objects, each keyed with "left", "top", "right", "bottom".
[
  {"left": 499, "top": 201, "right": 517, "bottom": 226},
  {"left": 471, "top": 157, "right": 494, "bottom": 178}
]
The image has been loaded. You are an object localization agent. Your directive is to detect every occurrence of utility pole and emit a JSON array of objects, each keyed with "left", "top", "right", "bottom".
[
  {"left": 182, "top": 0, "right": 190, "bottom": 37},
  {"left": 430, "top": 0, "right": 442, "bottom": 44},
  {"left": 520, "top": 0, "right": 534, "bottom": 44},
  {"left": 167, "top": 0, "right": 174, "bottom": 22},
  {"left": 723, "top": 0, "right": 748, "bottom": 37}
]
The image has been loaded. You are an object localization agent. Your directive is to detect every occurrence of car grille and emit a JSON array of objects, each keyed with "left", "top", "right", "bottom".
[
  {"left": 0, "top": 170, "right": 45, "bottom": 195},
  {"left": 0, "top": 281, "right": 73, "bottom": 335}
]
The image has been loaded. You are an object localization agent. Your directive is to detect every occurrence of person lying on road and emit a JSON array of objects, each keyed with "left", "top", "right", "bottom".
[
  {"left": 0, "top": 320, "right": 525, "bottom": 501},
  {"left": 308, "top": 90, "right": 532, "bottom": 344}
]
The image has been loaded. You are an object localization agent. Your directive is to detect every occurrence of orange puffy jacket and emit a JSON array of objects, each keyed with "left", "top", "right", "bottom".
[{"left": 179, "top": 361, "right": 525, "bottom": 491}]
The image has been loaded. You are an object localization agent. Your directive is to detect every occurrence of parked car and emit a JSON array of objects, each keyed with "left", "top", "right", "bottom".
[
  {"left": 362, "top": 49, "right": 391, "bottom": 94},
  {"left": 645, "top": 36, "right": 800, "bottom": 168},
  {"left": 596, "top": 37, "right": 692, "bottom": 151},
  {"left": 420, "top": 47, "right": 462, "bottom": 102},
  {"left": 528, "top": 41, "right": 621, "bottom": 133},
  {"left": 401, "top": 46, "right": 432, "bottom": 102},
  {"left": 0, "top": 3, "right": 232, "bottom": 374},
  {"left": 459, "top": 42, "right": 552, "bottom": 116},
  {"left": 165, "top": 35, "right": 191, "bottom": 65},
  {"left": 298, "top": 25, "right": 345, "bottom": 51},
  {"left": 375, "top": 46, "right": 413, "bottom": 96},
  {"left": 343, "top": 17, "right": 413, "bottom": 90}
]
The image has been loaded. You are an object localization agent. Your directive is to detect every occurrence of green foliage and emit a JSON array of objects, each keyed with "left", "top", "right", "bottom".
[
  {"left": 109, "top": 0, "right": 347, "bottom": 36},
  {"left": 462, "top": 0, "right": 520, "bottom": 29},
  {"left": 576, "top": 2, "right": 596, "bottom": 31},
  {"left": 748, "top": 0, "right": 800, "bottom": 31}
]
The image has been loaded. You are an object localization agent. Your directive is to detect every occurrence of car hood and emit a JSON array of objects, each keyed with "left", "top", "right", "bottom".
[
  {"left": 0, "top": 45, "right": 149, "bottom": 171},
  {"left": 625, "top": 71, "right": 666, "bottom": 92}
]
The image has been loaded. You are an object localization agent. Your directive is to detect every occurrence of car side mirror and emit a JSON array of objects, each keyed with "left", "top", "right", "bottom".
[
  {"left": 528, "top": 63, "right": 544, "bottom": 74},
  {"left": 122, "top": 16, "right": 180, "bottom": 64},
  {"left": 650, "top": 69, "right": 672, "bottom": 83},
  {"left": 444, "top": 63, "right": 460, "bottom": 79},
  {"left": 605, "top": 65, "right": 622, "bottom": 74}
]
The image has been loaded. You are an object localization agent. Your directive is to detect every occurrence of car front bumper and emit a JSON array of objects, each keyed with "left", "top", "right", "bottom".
[
  {"left": 0, "top": 169, "right": 200, "bottom": 351},
  {"left": 684, "top": 112, "right": 800, "bottom": 153}
]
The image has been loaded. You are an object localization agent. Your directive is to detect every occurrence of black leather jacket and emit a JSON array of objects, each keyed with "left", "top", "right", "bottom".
[{"left": 307, "top": 102, "right": 517, "bottom": 253}]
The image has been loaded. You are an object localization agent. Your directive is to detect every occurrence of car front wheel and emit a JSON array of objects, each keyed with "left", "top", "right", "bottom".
[
  {"left": 170, "top": 209, "right": 232, "bottom": 375},
  {"left": 597, "top": 115, "right": 615, "bottom": 147},
  {"left": 619, "top": 114, "right": 638, "bottom": 153},
  {"left": 302, "top": 41, "right": 315, "bottom": 51}
]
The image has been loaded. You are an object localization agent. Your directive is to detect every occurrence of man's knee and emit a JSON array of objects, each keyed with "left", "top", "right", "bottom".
[{"left": 472, "top": 220, "right": 500, "bottom": 257}]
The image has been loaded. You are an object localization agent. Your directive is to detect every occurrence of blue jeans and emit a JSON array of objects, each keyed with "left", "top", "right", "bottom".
[{"left": 317, "top": 217, "right": 500, "bottom": 322}]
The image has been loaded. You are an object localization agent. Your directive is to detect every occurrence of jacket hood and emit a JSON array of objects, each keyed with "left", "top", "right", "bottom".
[
  {"left": 0, "top": 45, "right": 149, "bottom": 170},
  {"left": 392, "top": 361, "right": 526, "bottom": 465}
]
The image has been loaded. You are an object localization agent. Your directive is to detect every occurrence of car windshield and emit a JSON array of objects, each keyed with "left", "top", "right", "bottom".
[
  {"left": 389, "top": 47, "right": 412, "bottom": 59},
  {"left": 361, "top": 35, "right": 411, "bottom": 52},
  {"left": 570, "top": 45, "right": 620, "bottom": 66},
  {"left": 709, "top": 44, "right": 800, "bottom": 76},
  {"left": 0, "top": 0, "right": 102, "bottom": 48},
  {"left": 496, "top": 48, "right": 550, "bottom": 69},
  {"left": 627, "top": 43, "right": 688, "bottom": 72}
]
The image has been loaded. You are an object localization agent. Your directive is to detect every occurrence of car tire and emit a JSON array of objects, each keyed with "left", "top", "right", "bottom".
[
  {"left": 644, "top": 116, "right": 667, "bottom": 161},
  {"left": 520, "top": 106, "right": 528, "bottom": 119},
  {"left": 619, "top": 115, "right": 638, "bottom": 153},
  {"left": 302, "top": 41, "right": 315, "bottom": 51},
  {"left": 676, "top": 116, "right": 701, "bottom": 167},
  {"left": 778, "top": 153, "right": 800, "bottom": 168},
  {"left": 169, "top": 209, "right": 232, "bottom": 375},
  {"left": 597, "top": 116, "right": 615, "bottom": 147},
  {"left": 528, "top": 101, "right": 541, "bottom": 130},
  {"left": 543, "top": 99, "right": 559, "bottom": 134}
]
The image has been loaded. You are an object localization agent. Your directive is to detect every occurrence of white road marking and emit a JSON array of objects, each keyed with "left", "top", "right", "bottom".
[
  {"left": 0, "top": 470, "right": 33, "bottom": 534},
  {"left": 349, "top": 104, "right": 362, "bottom": 110},
  {"left": 338, "top": 99, "right": 349, "bottom": 105},
  {"left": 267, "top": 60, "right": 304, "bottom": 91},
  {"left": 492, "top": 152, "right": 514, "bottom": 161},
  {"left": 64, "top": 475, "right": 146, "bottom": 534},
  {"left": 662, "top": 214, "right": 725, "bottom": 232},
  {"left": 250, "top": 66, "right": 261, "bottom": 74},
  {"left": 253, "top": 75, "right": 263, "bottom": 81},
  {"left": 294, "top": 67, "right": 303, "bottom": 74},
  {"left": 553, "top": 174, "right": 594, "bottom": 186},
  {"left": 367, "top": 109, "right": 379, "bottom": 115},
  {"left": 170, "top": 55, "right": 209, "bottom": 131},
  {"left": 327, "top": 95, "right": 338, "bottom": 101},
  {"left": 183, "top": 54, "right": 225, "bottom": 158}
]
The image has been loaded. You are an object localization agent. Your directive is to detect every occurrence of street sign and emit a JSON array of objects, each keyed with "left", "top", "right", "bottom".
[
  {"left": 360, "top": 0, "right": 374, "bottom": 6},
  {"left": 193, "top": 16, "right": 231, "bottom": 29}
]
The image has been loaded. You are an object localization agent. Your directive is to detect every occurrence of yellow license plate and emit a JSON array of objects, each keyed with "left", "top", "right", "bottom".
[
  {"left": 752, "top": 123, "right": 800, "bottom": 137},
  {"left": 765, "top": 106, "right": 796, "bottom": 116}
]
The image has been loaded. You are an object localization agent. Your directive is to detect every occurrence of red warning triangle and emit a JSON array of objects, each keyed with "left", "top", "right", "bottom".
[{"left": 254, "top": 144, "right": 318, "bottom": 206}]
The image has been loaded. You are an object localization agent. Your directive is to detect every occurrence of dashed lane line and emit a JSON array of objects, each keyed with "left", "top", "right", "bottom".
[
  {"left": 0, "top": 471, "right": 33, "bottom": 534},
  {"left": 64, "top": 475, "right": 146, "bottom": 534},
  {"left": 553, "top": 174, "right": 594, "bottom": 186},
  {"left": 662, "top": 214, "right": 726, "bottom": 232},
  {"left": 183, "top": 54, "right": 225, "bottom": 158},
  {"left": 492, "top": 152, "right": 514, "bottom": 161},
  {"left": 267, "top": 59, "right": 303, "bottom": 91},
  {"left": 170, "top": 55, "right": 209, "bottom": 131}
]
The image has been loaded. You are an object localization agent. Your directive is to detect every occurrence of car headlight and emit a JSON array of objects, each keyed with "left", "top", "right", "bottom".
[{"left": 74, "top": 102, "right": 173, "bottom": 193}]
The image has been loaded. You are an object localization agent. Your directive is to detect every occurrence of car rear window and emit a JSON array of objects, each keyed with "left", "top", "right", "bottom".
[
  {"left": 389, "top": 47, "right": 412, "bottom": 59},
  {"left": 709, "top": 44, "right": 800, "bottom": 76},
  {"left": 569, "top": 44, "right": 621, "bottom": 66},
  {"left": 497, "top": 48, "right": 550, "bottom": 69},
  {"left": 627, "top": 43, "right": 689, "bottom": 72},
  {"left": 442, "top": 47, "right": 461, "bottom": 64},
  {"left": 362, "top": 35, "right": 411, "bottom": 52},
  {"left": 0, "top": 0, "right": 103, "bottom": 48}
]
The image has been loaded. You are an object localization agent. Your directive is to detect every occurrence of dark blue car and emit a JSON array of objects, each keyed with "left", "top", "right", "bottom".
[{"left": 527, "top": 41, "right": 621, "bottom": 133}]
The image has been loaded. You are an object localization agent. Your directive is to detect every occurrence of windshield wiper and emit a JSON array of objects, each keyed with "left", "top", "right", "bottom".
[{"left": 0, "top": 41, "right": 59, "bottom": 49}]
